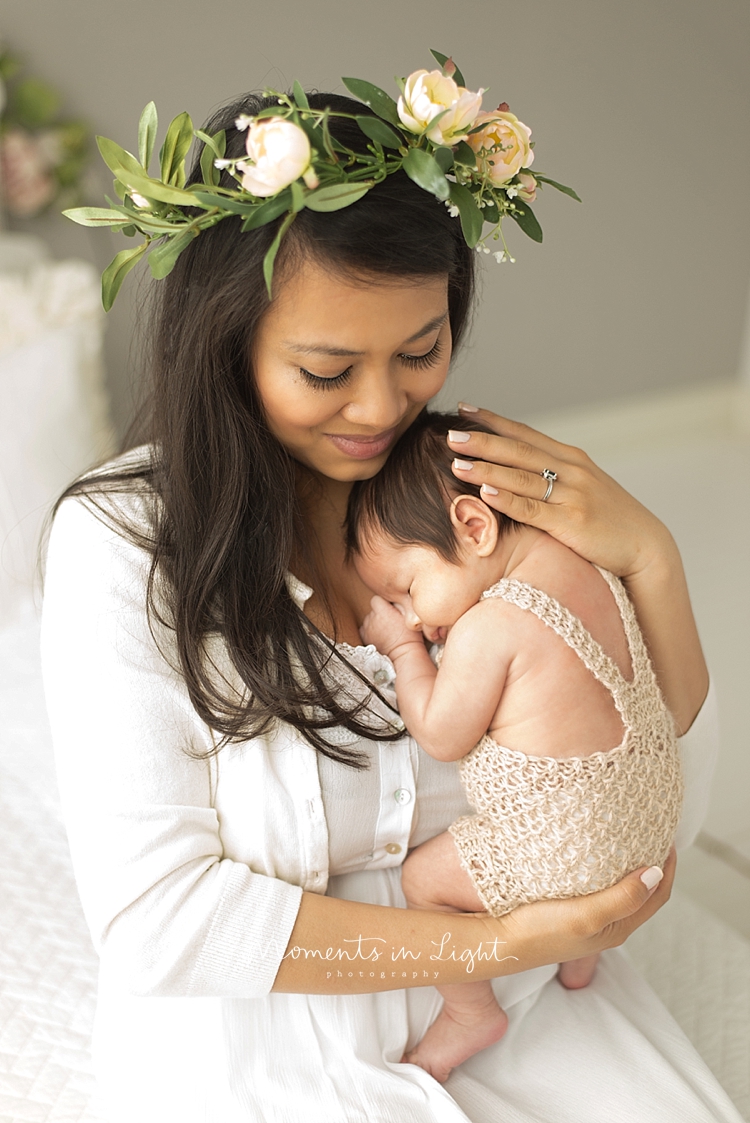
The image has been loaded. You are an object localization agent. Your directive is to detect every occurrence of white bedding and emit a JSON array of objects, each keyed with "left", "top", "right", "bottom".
[{"left": 0, "top": 604, "right": 747, "bottom": 1122}]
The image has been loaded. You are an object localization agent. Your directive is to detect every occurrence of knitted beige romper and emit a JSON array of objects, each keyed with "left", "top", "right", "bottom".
[{"left": 446, "top": 567, "right": 683, "bottom": 919}]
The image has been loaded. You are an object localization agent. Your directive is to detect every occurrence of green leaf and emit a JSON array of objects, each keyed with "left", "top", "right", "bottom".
[
  {"left": 448, "top": 182, "right": 483, "bottom": 247},
  {"left": 355, "top": 115, "right": 402, "bottom": 149},
  {"left": 304, "top": 181, "right": 373, "bottom": 211},
  {"left": 341, "top": 77, "right": 400, "bottom": 127},
  {"left": 9, "top": 77, "right": 60, "bottom": 128},
  {"left": 191, "top": 191, "right": 258, "bottom": 215},
  {"left": 429, "top": 49, "right": 466, "bottom": 88},
  {"left": 453, "top": 140, "right": 476, "bottom": 168},
  {"left": 101, "top": 243, "right": 150, "bottom": 311},
  {"left": 533, "top": 174, "right": 581, "bottom": 202},
  {"left": 149, "top": 230, "right": 197, "bottom": 279},
  {"left": 138, "top": 102, "right": 158, "bottom": 171},
  {"left": 481, "top": 199, "right": 500, "bottom": 224},
  {"left": 97, "top": 138, "right": 197, "bottom": 206},
  {"left": 292, "top": 80, "right": 309, "bottom": 109},
  {"left": 432, "top": 146, "right": 454, "bottom": 174},
  {"left": 63, "top": 206, "right": 135, "bottom": 228},
  {"left": 402, "top": 147, "right": 450, "bottom": 201},
  {"left": 290, "top": 180, "right": 306, "bottom": 213},
  {"left": 510, "top": 199, "right": 543, "bottom": 243},
  {"left": 263, "top": 212, "right": 297, "bottom": 299},
  {"left": 121, "top": 225, "right": 137, "bottom": 237},
  {"left": 240, "top": 190, "right": 292, "bottom": 231},
  {"left": 159, "top": 112, "right": 194, "bottom": 186}
]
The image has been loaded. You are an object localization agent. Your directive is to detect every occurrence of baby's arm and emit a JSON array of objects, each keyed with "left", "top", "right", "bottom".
[{"left": 361, "top": 597, "right": 510, "bottom": 760}]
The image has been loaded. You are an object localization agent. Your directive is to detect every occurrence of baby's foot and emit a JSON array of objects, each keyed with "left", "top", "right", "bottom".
[
  {"left": 557, "top": 952, "right": 600, "bottom": 990},
  {"left": 401, "top": 999, "right": 508, "bottom": 1084}
]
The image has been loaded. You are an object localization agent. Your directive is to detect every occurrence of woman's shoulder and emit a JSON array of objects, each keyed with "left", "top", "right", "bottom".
[{"left": 54, "top": 443, "right": 159, "bottom": 540}]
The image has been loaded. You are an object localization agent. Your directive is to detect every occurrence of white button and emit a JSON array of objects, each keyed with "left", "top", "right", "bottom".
[
  {"left": 394, "top": 788, "right": 412, "bottom": 805},
  {"left": 373, "top": 668, "right": 391, "bottom": 686},
  {"left": 392, "top": 718, "right": 405, "bottom": 732},
  {"left": 385, "top": 842, "right": 402, "bottom": 855}
]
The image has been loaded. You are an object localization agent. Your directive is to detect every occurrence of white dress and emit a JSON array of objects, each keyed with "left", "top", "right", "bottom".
[{"left": 39, "top": 480, "right": 744, "bottom": 1123}]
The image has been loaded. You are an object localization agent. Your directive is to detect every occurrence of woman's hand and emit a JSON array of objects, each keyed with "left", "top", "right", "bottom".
[
  {"left": 449, "top": 405, "right": 673, "bottom": 581},
  {"left": 491, "top": 850, "right": 676, "bottom": 973},
  {"left": 448, "top": 405, "right": 708, "bottom": 732},
  {"left": 273, "top": 852, "right": 676, "bottom": 994}
]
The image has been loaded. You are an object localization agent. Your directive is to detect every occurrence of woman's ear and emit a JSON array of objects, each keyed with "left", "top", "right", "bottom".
[{"left": 449, "top": 495, "right": 498, "bottom": 558}]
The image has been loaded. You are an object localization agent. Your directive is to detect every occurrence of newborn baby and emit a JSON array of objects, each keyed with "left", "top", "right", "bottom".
[{"left": 346, "top": 410, "right": 683, "bottom": 1084}]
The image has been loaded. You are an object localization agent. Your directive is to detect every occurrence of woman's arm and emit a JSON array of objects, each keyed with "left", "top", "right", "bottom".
[
  {"left": 448, "top": 408, "right": 709, "bottom": 734},
  {"left": 272, "top": 854, "right": 673, "bottom": 994}
]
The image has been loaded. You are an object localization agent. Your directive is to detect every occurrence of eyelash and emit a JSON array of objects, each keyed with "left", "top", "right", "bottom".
[{"left": 300, "top": 338, "right": 445, "bottom": 391}]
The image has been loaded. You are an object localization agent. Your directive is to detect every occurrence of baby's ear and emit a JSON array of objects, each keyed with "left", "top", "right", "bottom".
[{"left": 450, "top": 495, "right": 498, "bottom": 557}]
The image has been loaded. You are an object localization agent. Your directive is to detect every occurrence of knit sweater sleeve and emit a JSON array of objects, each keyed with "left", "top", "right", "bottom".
[{"left": 40, "top": 493, "right": 303, "bottom": 999}]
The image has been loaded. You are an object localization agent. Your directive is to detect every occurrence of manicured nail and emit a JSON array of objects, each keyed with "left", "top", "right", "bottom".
[
  {"left": 453, "top": 458, "right": 474, "bottom": 471},
  {"left": 458, "top": 402, "right": 479, "bottom": 413},
  {"left": 448, "top": 430, "right": 470, "bottom": 443},
  {"left": 640, "top": 866, "right": 663, "bottom": 891},
  {"left": 481, "top": 483, "right": 499, "bottom": 496}
]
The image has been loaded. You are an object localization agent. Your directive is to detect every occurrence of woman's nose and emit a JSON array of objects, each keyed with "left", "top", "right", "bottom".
[{"left": 344, "top": 369, "right": 406, "bottom": 430}]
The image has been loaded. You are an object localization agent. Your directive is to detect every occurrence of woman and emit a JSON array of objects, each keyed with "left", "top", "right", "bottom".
[{"left": 40, "top": 92, "right": 740, "bottom": 1122}]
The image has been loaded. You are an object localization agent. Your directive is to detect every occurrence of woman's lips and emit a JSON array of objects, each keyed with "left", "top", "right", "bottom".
[{"left": 325, "top": 429, "right": 397, "bottom": 460}]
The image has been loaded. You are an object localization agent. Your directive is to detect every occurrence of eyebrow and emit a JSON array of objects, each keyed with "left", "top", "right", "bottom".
[{"left": 283, "top": 310, "right": 449, "bottom": 357}]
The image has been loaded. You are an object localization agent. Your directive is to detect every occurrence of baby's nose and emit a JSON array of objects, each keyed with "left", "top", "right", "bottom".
[{"left": 405, "top": 608, "right": 422, "bottom": 631}]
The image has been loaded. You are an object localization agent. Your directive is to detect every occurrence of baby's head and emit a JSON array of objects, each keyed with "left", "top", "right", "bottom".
[{"left": 346, "top": 411, "right": 518, "bottom": 642}]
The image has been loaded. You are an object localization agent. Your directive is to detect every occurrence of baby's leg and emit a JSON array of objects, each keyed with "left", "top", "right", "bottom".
[
  {"left": 400, "top": 833, "right": 508, "bottom": 1083},
  {"left": 558, "top": 953, "right": 600, "bottom": 989}
]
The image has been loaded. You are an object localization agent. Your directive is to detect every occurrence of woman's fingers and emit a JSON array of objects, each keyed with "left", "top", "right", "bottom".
[
  {"left": 580, "top": 848, "right": 676, "bottom": 949},
  {"left": 457, "top": 403, "right": 583, "bottom": 463}
]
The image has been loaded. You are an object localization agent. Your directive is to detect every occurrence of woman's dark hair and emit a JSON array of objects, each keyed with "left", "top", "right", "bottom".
[
  {"left": 346, "top": 410, "right": 518, "bottom": 562},
  {"left": 51, "top": 91, "right": 475, "bottom": 766}
]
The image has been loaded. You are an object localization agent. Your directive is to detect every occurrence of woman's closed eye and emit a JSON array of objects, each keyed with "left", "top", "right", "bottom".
[{"left": 299, "top": 338, "right": 444, "bottom": 391}]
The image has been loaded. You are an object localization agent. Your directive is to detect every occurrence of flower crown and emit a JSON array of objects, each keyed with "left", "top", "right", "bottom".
[{"left": 64, "top": 49, "right": 579, "bottom": 310}]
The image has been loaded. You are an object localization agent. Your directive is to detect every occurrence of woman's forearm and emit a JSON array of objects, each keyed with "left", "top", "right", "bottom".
[
  {"left": 271, "top": 852, "right": 674, "bottom": 995},
  {"left": 622, "top": 531, "right": 709, "bottom": 734}
]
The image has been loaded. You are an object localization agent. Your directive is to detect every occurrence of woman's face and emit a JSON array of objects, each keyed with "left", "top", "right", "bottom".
[{"left": 252, "top": 255, "right": 452, "bottom": 482}]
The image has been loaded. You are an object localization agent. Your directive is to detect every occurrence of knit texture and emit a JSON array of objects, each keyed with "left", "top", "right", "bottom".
[{"left": 447, "top": 567, "right": 683, "bottom": 918}]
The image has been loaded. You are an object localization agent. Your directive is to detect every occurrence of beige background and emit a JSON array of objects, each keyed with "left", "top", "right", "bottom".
[{"left": 3, "top": 0, "right": 750, "bottom": 437}]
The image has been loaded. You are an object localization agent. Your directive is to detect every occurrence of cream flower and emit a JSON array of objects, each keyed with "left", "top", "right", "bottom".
[
  {"left": 237, "top": 118, "right": 318, "bottom": 197},
  {"left": 397, "top": 69, "right": 483, "bottom": 145},
  {"left": 467, "top": 109, "right": 534, "bottom": 186}
]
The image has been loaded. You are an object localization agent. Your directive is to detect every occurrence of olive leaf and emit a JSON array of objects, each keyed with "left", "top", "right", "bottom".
[
  {"left": 97, "top": 136, "right": 197, "bottom": 206},
  {"left": 101, "top": 242, "right": 150, "bottom": 311},
  {"left": 292, "top": 80, "right": 309, "bottom": 109},
  {"left": 402, "top": 147, "right": 450, "bottom": 200},
  {"left": 149, "top": 230, "right": 197, "bottom": 279},
  {"left": 63, "top": 206, "right": 136, "bottom": 228},
  {"left": 533, "top": 173, "right": 582, "bottom": 202},
  {"left": 429, "top": 49, "right": 466, "bottom": 88},
  {"left": 138, "top": 102, "right": 158, "bottom": 171},
  {"left": 341, "top": 77, "right": 401, "bottom": 127},
  {"left": 510, "top": 199, "right": 543, "bottom": 242},
  {"left": 263, "top": 212, "right": 297, "bottom": 298},
  {"left": 240, "top": 190, "right": 293, "bottom": 231},
  {"left": 355, "top": 115, "right": 403, "bottom": 149},
  {"left": 304, "top": 181, "right": 373, "bottom": 211},
  {"left": 448, "top": 182, "right": 483, "bottom": 247},
  {"left": 159, "top": 112, "right": 194, "bottom": 187}
]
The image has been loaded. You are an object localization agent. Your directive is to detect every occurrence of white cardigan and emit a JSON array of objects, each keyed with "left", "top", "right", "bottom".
[{"left": 40, "top": 489, "right": 719, "bottom": 1005}]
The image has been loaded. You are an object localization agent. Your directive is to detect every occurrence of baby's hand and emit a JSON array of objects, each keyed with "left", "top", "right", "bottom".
[{"left": 360, "top": 596, "right": 423, "bottom": 658}]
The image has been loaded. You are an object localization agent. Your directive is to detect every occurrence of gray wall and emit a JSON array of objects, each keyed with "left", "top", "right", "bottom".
[{"left": 4, "top": 0, "right": 750, "bottom": 437}]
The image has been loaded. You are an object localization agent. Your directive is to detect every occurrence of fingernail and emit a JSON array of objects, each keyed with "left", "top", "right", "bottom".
[
  {"left": 448, "top": 430, "right": 470, "bottom": 444},
  {"left": 458, "top": 402, "right": 479, "bottom": 413},
  {"left": 453, "top": 458, "right": 474, "bottom": 471},
  {"left": 481, "top": 483, "right": 499, "bottom": 496},
  {"left": 640, "top": 866, "right": 663, "bottom": 891}
]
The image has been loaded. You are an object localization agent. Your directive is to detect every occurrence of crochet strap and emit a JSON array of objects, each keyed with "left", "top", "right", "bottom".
[{"left": 481, "top": 573, "right": 635, "bottom": 702}]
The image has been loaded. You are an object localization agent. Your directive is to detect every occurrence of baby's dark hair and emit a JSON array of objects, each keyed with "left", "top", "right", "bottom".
[{"left": 346, "top": 410, "right": 519, "bottom": 563}]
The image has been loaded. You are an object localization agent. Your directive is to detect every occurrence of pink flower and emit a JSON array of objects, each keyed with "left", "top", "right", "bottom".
[
  {"left": 516, "top": 171, "right": 537, "bottom": 203},
  {"left": 0, "top": 129, "right": 56, "bottom": 217},
  {"left": 467, "top": 109, "right": 534, "bottom": 186}
]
